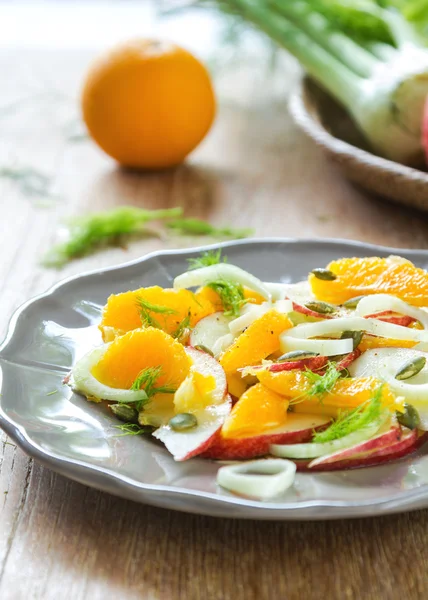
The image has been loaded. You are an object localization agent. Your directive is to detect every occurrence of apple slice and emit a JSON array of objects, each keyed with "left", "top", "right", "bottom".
[
  {"left": 201, "top": 413, "right": 331, "bottom": 460},
  {"left": 295, "top": 429, "right": 428, "bottom": 472},
  {"left": 307, "top": 419, "right": 402, "bottom": 467},
  {"left": 189, "top": 312, "right": 233, "bottom": 357},
  {"left": 153, "top": 347, "right": 230, "bottom": 461}
]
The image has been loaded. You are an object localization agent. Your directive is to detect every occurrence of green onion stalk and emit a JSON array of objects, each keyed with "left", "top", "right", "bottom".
[{"left": 196, "top": 0, "right": 428, "bottom": 166}]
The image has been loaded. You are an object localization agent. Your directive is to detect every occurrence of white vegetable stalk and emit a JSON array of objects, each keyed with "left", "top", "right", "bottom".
[
  {"left": 219, "top": 0, "right": 428, "bottom": 166},
  {"left": 281, "top": 316, "right": 428, "bottom": 358},
  {"left": 356, "top": 294, "right": 428, "bottom": 330},
  {"left": 217, "top": 458, "right": 296, "bottom": 499},
  {"left": 174, "top": 263, "right": 271, "bottom": 300}
]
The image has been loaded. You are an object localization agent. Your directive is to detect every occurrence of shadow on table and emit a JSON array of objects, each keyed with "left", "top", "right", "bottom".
[
  {"left": 16, "top": 465, "right": 428, "bottom": 600},
  {"left": 85, "top": 162, "right": 224, "bottom": 217}
]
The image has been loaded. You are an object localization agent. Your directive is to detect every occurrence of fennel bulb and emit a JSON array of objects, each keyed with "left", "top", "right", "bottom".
[{"left": 202, "top": 0, "right": 428, "bottom": 166}]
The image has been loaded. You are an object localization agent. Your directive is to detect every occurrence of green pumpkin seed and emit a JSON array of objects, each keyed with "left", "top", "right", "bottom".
[
  {"left": 169, "top": 413, "right": 198, "bottom": 431},
  {"left": 340, "top": 330, "right": 363, "bottom": 350},
  {"left": 305, "top": 300, "right": 337, "bottom": 314},
  {"left": 194, "top": 344, "right": 214, "bottom": 357},
  {"left": 397, "top": 403, "right": 421, "bottom": 430},
  {"left": 110, "top": 403, "right": 139, "bottom": 424},
  {"left": 277, "top": 350, "right": 320, "bottom": 362},
  {"left": 311, "top": 268, "right": 337, "bottom": 281},
  {"left": 395, "top": 356, "right": 426, "bottom": 381},
  {"left": 343, "top": 295, "right": 366, "bottom": 309}
]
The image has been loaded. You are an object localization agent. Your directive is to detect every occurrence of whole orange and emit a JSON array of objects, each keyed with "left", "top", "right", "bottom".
[{"left": 81, "top": 39, "right": 216, "bottom": 169}]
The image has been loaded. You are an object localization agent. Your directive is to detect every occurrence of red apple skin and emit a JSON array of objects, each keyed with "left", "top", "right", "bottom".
[
  {"left": 335, "top": 349, "right": 362, "bottom": 371},
  {"left": 268, "top": 356, "right": 329, "bottom": 373},
  {"left": 308, "top": 423, "right": 403, "bottom": 468},
  {"left": 295, "top": 430, "right": 428, "bottom": 472},
  {"left": 365, "top": 311, "right": 415, "bottom": 327},
  {"left": 201, "top": 416, "right": 331, "bottom": 460},
  {"left": 179, "top": 426, "right": 227, "bottom": 461}
]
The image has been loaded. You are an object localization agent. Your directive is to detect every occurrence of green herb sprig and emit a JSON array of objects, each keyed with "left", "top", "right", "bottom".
[
  {"left": 171, "top": 311, "right": 192, "bottom": 340},
  {"left": 167, "top": 217, "right": 253, "bottom": 239},
  {"left": 130, "top": 366, "right": 176, "bottom": 397},
  {"left": 207, "top": 280, "right": 246, "bottom": 317},
  {"left": 312, "top": 384, "right": 384, "bottom": 443},
  {"left": 0, "top": 166, "right": 56, "bottom": 203},
  {"left": 302, "top": 362, "right": 343, "bottom": 400},
  {"left": 137, "top": 297, "right": 177, "bottom": 329},
  {"left": 187, "top": 249, "right": 225, "bottom": 270},
  {"left": 43, "top": 206, "right": 183, "bottom": 267},
  {"left": 116, "top": 423, "right": 153, "bottom": 436}
]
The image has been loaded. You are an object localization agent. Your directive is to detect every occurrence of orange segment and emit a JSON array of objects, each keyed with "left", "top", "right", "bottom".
[
  {"left": 99, "top": 286, "right": 214, "bottom": 341},
  {"left": 226, "top": 373, "right": 248, "bottom": 399},
  {"left": 222, "top": 383, "right": 289, "bottom": 439},
  {"left": 195, "top": 286, "right": 265, "bottom": 312},
  {"left": 292, "top": 400, "right": 339, "bottom": 419},
  {"left": 257, "top": 370, "right": 399, "bottom": 411},
  {"left": 359, "top": 335, "right": 417, "bottom": 352},
  {"left": 92, "top": 328, "right": 191, "bottom": 390},
  {"left": 243, "top": 289, "right": 266, "bottom": 305},
  {"left": 309, "top": 256, "right": 428, "bottom": 306},
  {"left": 220, "top": 310, "right": 292, "bottom": 374},
  {"left": 195, "top": 286, "right": 223, "bottom": 311}
]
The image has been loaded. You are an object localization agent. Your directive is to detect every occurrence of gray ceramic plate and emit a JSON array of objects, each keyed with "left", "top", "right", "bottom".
[{"left": 2, "top": 239, "right": 428, "bottom": 520}]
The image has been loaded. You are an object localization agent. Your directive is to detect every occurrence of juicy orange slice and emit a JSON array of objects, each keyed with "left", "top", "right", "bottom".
[
  {"left": 195, "top": 286, "right": 266, "bottom": 313},
  {"left": 221, "top": 383, "right": 289, "bottom": 439},
  {"left": 359, "top": 335, "right": 417, "bottom": 352},
  {"left": 309, "top": 256, "right": 428, "bottom": 306},
  {"left": 257, "top": 370, "right": 399, "bottom": 411},
  {"left": 92, "top": 328, "right": 191, "bottom": 390},
  {"left": 226, "top": 373, "right": 248, "bottom": 399},
  {"left": 220, "top": 310, "right": 292, "bottom": 374},
  {"left": 99, "top": 286, "right": 214, "bottom": 341}
]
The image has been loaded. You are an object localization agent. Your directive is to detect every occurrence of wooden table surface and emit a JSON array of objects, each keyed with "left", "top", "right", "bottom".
[{"left": 1, "top": 3, "right": 428, "bottom": 599}]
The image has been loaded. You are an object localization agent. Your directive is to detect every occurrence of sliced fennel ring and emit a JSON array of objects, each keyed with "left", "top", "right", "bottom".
[
  {"left": 349, "top": 348, "right": 428, "bottom": 406},
  {"left": 71, "top": 346, "right": 149, "bottom": 404},
  {"left": 270, "top": 416, "right": 388, "bottom": 459},
  {"left": 217, "top": 459, "right": 296, "bottom": 500},
  {"left": 173, "top": 263, "right": 271, "bottom": 300},
  {"left": 356, "top": 294, "right": 428, "bottom": 329},
  {"left": 280, "top": 316, "right": 428, "bottom": 356}
]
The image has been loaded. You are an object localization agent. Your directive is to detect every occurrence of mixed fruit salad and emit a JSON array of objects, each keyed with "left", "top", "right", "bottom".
[{"left": 70, "top": 250, "right": 428, "bottom": 496}]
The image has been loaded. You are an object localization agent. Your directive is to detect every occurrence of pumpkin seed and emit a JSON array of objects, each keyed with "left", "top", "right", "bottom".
[
  {"left": 169, "top": 412, "right": 198, "bottom": 431},
  {"left": 277, "top": 350, "right": 320, "bottom": 362},
  {"left": 311, "top": 268, "right": 337, "bottom": 281},
  {"left": 395, "top": 356, "right": 426, "bottom": 381},
  {"left": 397, "top": 403, "right": 421, "bottom": 430},
  {"left": 342, "top": 295, "right": 366, "bottom": 309},
  {"left": 110, "top": 403, "right": 139, "bottom": 424},
  {"left": 340, "top": 330, "right": 363, "bottom": 350},
  {"left": 194, "top": 344, "right": 214, "bottom": 357},
  {"left": 305, "top": 300, "right": 337, "bottom": 314}
]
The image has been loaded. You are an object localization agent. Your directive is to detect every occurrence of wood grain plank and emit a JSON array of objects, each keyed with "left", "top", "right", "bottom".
[{"left": 1, "top": 3, "right": 428, "bottom": 599}]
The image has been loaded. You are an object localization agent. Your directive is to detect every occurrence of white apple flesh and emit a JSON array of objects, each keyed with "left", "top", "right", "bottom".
[{"left": 153, "top": 348, "right": 230, "bottom": 461}]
